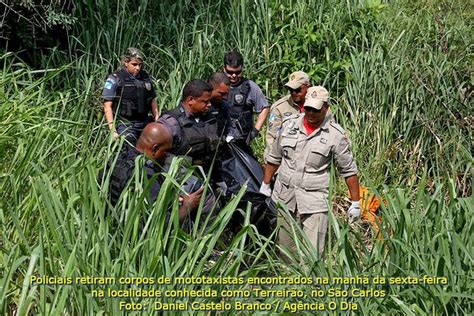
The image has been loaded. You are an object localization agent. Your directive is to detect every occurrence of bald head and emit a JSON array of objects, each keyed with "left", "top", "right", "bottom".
[{"left": 136, "top": 123, "right": 173, "bottom": 161}]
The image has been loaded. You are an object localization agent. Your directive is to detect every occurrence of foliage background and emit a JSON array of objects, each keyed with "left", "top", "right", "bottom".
[{"left": 1, "top": 0, "right": 472, "bottom": 314}]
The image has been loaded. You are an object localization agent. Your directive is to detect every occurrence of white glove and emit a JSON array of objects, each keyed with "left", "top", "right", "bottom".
[
  {"left": 215, "top": 181, "right": 228, "bottom": 196},
  {"left": 225, "top": 135, "right": 235, "bottom": 143},
  {"left": 347, "top": 200, "right": 361, "bottom": 223},
  {"left": 259, "top": 182, "right": 272, "bottom": 197}
]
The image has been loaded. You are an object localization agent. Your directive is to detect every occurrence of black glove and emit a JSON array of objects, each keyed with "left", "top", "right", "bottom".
[{"left": 246, "top": 128, "right": 260, "bottom": 145}]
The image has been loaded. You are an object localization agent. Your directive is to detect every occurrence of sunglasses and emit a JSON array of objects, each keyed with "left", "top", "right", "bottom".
[
  {"left": 304, "top": 106, "right": 322, "bottom": 113},
  {"left": 288, "top": 87, "right": 303, "bottom": 93},
  {"left": 224, "top": 68, "right": 243, "bottom": 76}
]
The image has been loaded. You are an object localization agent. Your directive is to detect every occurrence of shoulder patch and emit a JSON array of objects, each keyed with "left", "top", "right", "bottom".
[
  {"left": 103, "top": 78, "right": 115, "bottom": 90},
  {"left": 268, "top": 112, "right": 277, "bottom": 124}
]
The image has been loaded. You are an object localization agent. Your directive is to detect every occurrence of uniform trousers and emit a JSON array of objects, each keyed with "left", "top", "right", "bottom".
[
  {"left": 278, "top": 208, "right": 328, "bottom": 259},
  {"left": 116, "top": 117, "right": 152, "bottom": 145}
]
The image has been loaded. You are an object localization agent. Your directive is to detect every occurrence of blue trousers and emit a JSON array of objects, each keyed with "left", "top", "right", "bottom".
[{"left": 116, "top": 117, "right": 152, "bottom": 145}]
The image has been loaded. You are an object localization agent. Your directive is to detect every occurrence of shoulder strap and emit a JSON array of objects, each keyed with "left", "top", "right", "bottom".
[
  {"left": 271, "top": 95, "right": 290, "bottom": 110},
  {"left": 330, "top": 121, "right": 346, "bottom": 135},
  {"left": 240, "top": 79, "right": 251, "bottom": 96},
  {"left": 139, "top": 70, "right": 150, "bottom": 80},
  {"left": 166, "top": 106, "right": 193, "bottom": 127}
]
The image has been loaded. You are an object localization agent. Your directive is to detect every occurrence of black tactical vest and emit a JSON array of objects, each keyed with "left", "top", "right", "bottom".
[
  {"left": 166, "top": 106, "right": 219, "bottom": 168},
  {"left": 108, "top": 148, "right": 166, "bottom": 205},
  {"left": 209, "top": 101, "right": 229, "bottom": 138},
  {"left": 112, "top": 69, "right": 154, "bottom": 119},
  {"left": 227, "top": 79, "right": 253, "bottom": 139}
]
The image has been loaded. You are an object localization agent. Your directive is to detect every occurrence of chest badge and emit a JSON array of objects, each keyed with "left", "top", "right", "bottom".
[
  {"left": 234, "top": 94, "right": 244, "bottom": 104},
  {"left": 287, "top": 121, "right": 298, "bottom": 135}
]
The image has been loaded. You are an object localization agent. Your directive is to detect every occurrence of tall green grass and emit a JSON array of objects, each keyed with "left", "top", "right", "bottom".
[
  {"left": 45, "top": 0, "right": 471, "bottom": 190},
  {"left": 1, "top": 0, "right": 472, "bottom": 314}
]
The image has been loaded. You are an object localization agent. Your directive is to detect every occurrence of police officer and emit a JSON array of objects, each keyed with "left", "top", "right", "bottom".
[
  {"left": 259, "top": 86, "right": 361, "bottom": 258},
  {"left": 102, "top": 47, "right": 159, "bottom": 144},
  {"left": 207, "top": 72, "right": 232, "bottom": 195},
  {"left": 108, "top": 123, "right": 209, "bottom": 225},
  {"left": 223, "top": 50, "right": 269, "bottom": 152},
  {"left": 264, "top": 71, "right": 311, "bottom": 162},
  {"left": 208, "top": 72, "right": 231, "bottom": 138},
  {"left": 159, "top": 79, "right": 219, "bottom": 172}
]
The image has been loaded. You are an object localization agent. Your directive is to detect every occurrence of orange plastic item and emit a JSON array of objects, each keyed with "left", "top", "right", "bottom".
[{"left": 358, "top": 186, "right": 384, "bottom": 239}]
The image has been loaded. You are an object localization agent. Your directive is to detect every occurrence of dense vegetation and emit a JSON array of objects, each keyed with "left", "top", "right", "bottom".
[{"left": 1, "top": 0, "right": 472, "bottom": 314}]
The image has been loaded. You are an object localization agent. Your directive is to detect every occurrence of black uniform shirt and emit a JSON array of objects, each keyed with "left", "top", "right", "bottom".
[{"left": 109, "top": 146, "right": 163, "bottom": 205}]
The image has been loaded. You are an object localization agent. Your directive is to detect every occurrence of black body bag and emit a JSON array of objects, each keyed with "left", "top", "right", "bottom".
[{"left": 220, "top": 142, "right": 276, "bottom": 238}]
